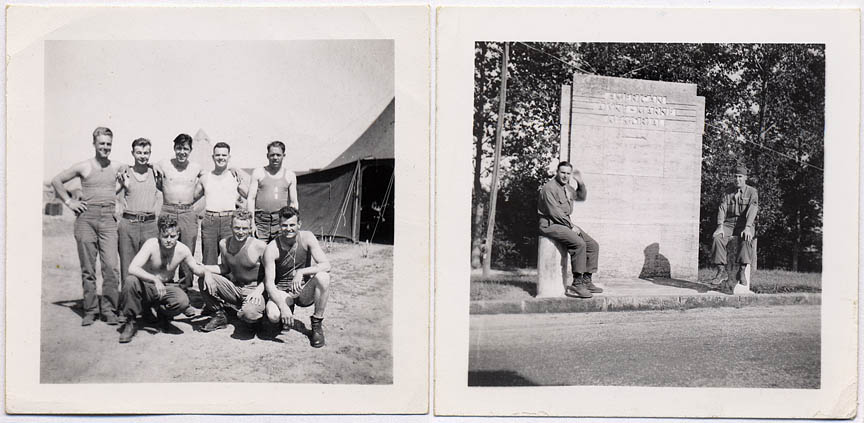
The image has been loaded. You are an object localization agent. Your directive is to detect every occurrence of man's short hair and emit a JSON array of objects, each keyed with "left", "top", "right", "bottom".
[
  {"left": 132, "top": 138, "right": 151, "bottom": 149},
  {"left": 173, "top": 133, "right": 193, "bottom": 149},
  {"left": 267, "top": 141, "right": 286, "bottom": 153},
  {"left": 232, "top": 208, "right": 253, "bottom": 224},
  {"left": 557, "top": 161, "right": 573, "bottom": 170},
  {"left": 279, "top": 206, "right": 300, "bottom": 222},
  {"left": 158, "top": 214, "right": 179, "bottom": 232},
  {"left": 213, "top": 142, "right": 231, "bottom": 153},
  {"left": 93, "top": 127, "right": 113, "bottom": 141}
]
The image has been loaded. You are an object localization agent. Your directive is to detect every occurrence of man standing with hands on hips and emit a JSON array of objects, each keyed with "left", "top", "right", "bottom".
[
  {"left": 537, "top": 161, "right": 602, "bottom": 299},
  {"left": 51, "top": 127, "right": 124, "bottom": 326}
]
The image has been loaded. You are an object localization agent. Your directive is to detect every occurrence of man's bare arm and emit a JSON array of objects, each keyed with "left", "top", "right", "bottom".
[
  {"left": 52, "top": 162, "right": 88, "bottom": 214},
  {"left": 128, "top": 240, "right": 162, "bottom": 284},
  {"left": 297, "top": 232, "right": 331, "bottom": 276}
]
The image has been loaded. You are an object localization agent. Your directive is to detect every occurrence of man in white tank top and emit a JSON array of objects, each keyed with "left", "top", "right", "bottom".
[
  {"left": 247, "top": 141, "right": 299, "bottom": 242},
  {"left": 194, "top": 142, "right": 248, "bottom": 270},
  {"left": 51, "top": 127, "right": 124, "bottom": 326}
]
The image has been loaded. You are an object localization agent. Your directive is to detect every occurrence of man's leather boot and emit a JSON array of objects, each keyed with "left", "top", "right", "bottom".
[
  {"left": 583, "top": 273, "right": 603, "bottom": 293},
  {"left": 310, "top": 316, "right": 325, "bottom": 348},
  {"left": 119, "top": 317, "right": 137, "bottom": 344}
]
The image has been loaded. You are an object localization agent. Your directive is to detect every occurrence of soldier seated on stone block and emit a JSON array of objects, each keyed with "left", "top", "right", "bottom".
[
  {"left": 707, "top": 164, "right": 758, "bottom": 292},
  {"left": 537, "top": 161, "right": 602, "bottom": 299}
]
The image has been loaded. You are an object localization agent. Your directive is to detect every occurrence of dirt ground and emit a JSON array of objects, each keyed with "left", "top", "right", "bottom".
[{"left": 40, "top": 214, "right": 392, "bottom": 384}]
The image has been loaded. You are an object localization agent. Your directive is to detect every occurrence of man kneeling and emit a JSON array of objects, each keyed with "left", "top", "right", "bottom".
[
  {"left": 262, "top": 206, "right": 331, "bottom": 348},
  {"left": 199, "top": 209, "right": 268, "bottom": 332},
  {"left": 118, "top": 214, "right": 212, "bottom": 343}
]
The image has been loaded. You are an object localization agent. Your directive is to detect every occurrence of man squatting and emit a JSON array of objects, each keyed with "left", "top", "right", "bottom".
[{"left": 537, "top": 161, "right": 603, "bottom": 299}]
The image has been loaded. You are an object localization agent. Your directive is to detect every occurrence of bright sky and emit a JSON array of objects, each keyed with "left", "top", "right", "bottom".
[{"left": 44, "top": 40, "right": 394, "bottom": 180}]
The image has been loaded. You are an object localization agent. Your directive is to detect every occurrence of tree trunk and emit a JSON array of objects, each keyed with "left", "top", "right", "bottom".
[{"left": 471, "top": 43, "right": 489, "bottom": 269}]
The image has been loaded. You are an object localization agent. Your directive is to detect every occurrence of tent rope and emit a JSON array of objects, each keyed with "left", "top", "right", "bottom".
[
  {"left": 331, "top": 162, "right": 360, "bottom": 241},
  {"left": 370, "top": 171, "right": 394, "bottom": 242}
]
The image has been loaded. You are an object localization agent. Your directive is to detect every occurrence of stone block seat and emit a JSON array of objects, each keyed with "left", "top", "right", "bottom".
[
  {"left": 724, "top": 235, "right": 758, "bottom": 295},
  {"left": 537, "top": 235, "right": 577, "bottom": 298}
]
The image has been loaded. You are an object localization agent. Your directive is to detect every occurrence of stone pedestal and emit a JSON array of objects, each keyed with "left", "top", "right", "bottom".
[
  {"left": 726, "top": 236, "right": 757, "bottom": 293},
  {"left": 560, "top": 75, "right": 705, "bottom": 280},
  {"left": 537, "top": 235, "right": 573, "bottom": 298}
]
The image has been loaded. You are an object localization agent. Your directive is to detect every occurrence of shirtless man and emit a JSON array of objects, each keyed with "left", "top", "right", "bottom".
[
  {"left": 247, "top": 141, "right": 299, "bottom": 242},
  {"left": 199, "top": 209, "right": 267, "bottom": 332},
  {"left": 117, "top": 138, "right": 160, "bottom": 283},
  {"left": 155, "top": 133, "right": 204, "bottom": 293},
  {"left": 262, "top": 206, "right": 331, "bottom": 348},
  {"left": 118, "top": 214, "right": 211, "bottom": 343},
  {"left": 194, "top": 142, "right": 247, "bottom": 269},
  {"left": 51, "top": 127, "right": 123, "bottom": 326}
]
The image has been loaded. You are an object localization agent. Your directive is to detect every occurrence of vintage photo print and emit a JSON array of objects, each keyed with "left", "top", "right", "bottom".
[
  {"left": 6, "top": 6, "right": 429, "bottom": 414},
  {"left": 436, "top": 7, "right": 858, "bottom": 418}
]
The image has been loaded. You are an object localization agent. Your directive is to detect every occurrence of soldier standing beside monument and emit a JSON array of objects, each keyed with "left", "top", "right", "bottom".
[
  {"left": 708, "top": 165, "right": 759, "bottom": 290},
  {"left": 537, "top": 161, "right": 603, "bottom": 299}
]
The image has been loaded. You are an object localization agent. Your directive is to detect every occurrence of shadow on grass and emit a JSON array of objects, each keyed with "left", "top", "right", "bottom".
[{"left": 468, "top": 370, "right": 538, "bottom": 386}]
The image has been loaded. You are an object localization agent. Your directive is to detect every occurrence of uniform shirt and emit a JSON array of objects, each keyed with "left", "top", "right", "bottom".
[
  {"left": 717, "top": 184, "right": 759, "bottom": 231},
  {"left": 537, "top": 178, "right": 582, "bottom": 229}
]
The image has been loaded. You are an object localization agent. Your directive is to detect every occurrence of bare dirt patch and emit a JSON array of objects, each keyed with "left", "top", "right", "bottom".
[{"left": 40, "top": 215, "right": 392, "bottom": 384}]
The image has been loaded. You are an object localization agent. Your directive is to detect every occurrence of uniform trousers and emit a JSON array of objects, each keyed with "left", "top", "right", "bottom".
[
  {"left": 539, "top": 221, "right": 600, "bottom": 275},
  {"left": 73, "top": 204, "right": 120, "bottom": 316}
]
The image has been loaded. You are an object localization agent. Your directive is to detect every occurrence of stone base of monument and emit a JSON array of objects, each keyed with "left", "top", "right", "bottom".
[
  {"left": 725, "top": 236, "right": 757, "bottom": 293},
  {"left": 537, "top": 235, "right": 604, "bottom": 298}
]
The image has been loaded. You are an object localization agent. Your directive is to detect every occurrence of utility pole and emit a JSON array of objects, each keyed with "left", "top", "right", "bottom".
[{"left": 482, "top": 42, "right": 509, "bottom": 277}]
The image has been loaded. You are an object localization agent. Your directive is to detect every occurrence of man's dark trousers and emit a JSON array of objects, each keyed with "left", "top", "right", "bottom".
[
  {"left": 540, "top": 221, "right": 599, "bottom": 274},
  {"left": 119, "top": 275, "right": 190, "bottom": 319}
]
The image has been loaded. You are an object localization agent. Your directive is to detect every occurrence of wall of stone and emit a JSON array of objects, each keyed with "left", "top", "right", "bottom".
[{"left": 559, "top": 74, "right": 704, "bottom": 281}]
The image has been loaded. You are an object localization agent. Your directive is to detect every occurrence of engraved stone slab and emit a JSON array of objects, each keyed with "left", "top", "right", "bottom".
[{"left": 560, "top": 74, "right": 705, "bottom": 281}]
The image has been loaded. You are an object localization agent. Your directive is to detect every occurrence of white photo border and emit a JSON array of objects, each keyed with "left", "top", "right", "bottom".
[
  {"left": 434, "top": 6, "right": 859, "bottom": 418},
  {"left": 6, "top": 5, "right": 430, "bottom": 414}
]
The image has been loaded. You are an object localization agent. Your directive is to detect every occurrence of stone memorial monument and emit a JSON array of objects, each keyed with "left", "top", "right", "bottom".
[{"left": 538, "top": 74, "right": 705, "bottom": 296}]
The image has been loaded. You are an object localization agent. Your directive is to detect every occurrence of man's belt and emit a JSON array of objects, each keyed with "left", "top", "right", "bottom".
[
  {"left": 255, "top": 210, "right": 281, "bottom": 217},
  {"left": 162, "top": 203, "right": 193, "bottom": 211},
  {"left": 122, "top": 211, "right": 156, "bottom": 222},
  {"left": 206, "top": 210, "right": 234, "bottom": 217}
]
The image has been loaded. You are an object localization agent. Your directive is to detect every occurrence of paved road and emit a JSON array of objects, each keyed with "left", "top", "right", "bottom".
[{"left": 469, "top": 305, "right": 820, "bottom": 388}]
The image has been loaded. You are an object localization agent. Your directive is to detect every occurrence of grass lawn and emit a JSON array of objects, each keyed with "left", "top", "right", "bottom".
[{"left": 471, "top": 268, "right": 821, "bottom": 301}]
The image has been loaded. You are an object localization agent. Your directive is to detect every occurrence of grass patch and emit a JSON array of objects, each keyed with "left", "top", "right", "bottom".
[
  {"left": 697, "top": 267, "right": 821, "bottom": 293},
  {"left": 472, "top": 268, "right": 822, "bottom": 301}
]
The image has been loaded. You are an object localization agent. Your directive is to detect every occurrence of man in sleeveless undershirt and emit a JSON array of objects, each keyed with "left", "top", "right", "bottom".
[
  {"left": 247, "top": 141, "right": 299, "bottom": 242},
  {"left": 117, "top": 138, "right": 160, "bottom": 284},
  {"left": 198, "top": 209, "right": 267, "bottom": 332},
  {"left": 262, "top": 206, "right": 331, "bottom": 348},
  {"left": 51, "top": 127, "right": 123, "bottom": 326}
]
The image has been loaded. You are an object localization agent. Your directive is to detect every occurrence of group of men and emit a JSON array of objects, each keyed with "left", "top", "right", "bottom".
[
  {"left": 538, "top": 161, "right": 758, "bottom": 297},
  {"left": 51, "top": 127, "right": 331, "bottom": 347}
]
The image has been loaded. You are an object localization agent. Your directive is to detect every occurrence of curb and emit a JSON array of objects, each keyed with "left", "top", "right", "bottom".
[{"left": 470, "top": 293, "right": 821, "bottom": 315}]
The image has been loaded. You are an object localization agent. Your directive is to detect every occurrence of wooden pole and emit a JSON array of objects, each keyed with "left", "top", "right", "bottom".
[{"left": 482, "top": 42, "right": 510, "bottom": 277}]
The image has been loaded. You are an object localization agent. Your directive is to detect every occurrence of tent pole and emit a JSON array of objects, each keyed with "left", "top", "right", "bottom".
[{"left": 352, "top": 160, "right": 362, "bottom": 243}]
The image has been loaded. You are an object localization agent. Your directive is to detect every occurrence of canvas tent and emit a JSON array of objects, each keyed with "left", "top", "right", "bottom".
[{"left": 297, "top": 98, "right": 394, "bottom": 244}]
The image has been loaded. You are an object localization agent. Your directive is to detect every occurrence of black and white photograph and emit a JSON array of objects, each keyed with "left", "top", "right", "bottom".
[
  {"left": 435, "top": 7, "right": 858, "bottom": 418},
  {"left": 40, "top": 39, "right": 395, "bottom": 384},
  {"left": 6, "top": 5, "right": 429, "bottom": 414},
  {"left": 468, "top": 41, "right": 823, "bottom": 389}
]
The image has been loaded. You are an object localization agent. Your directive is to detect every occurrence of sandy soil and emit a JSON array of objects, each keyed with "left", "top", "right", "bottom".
[{"left": 40, "top": 214, "right": 392, "bottom": 384}]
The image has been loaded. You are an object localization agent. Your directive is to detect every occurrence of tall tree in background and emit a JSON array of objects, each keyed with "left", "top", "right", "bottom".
[{"left": 471, "top": 42, "right": 824, "bottom": 272}]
